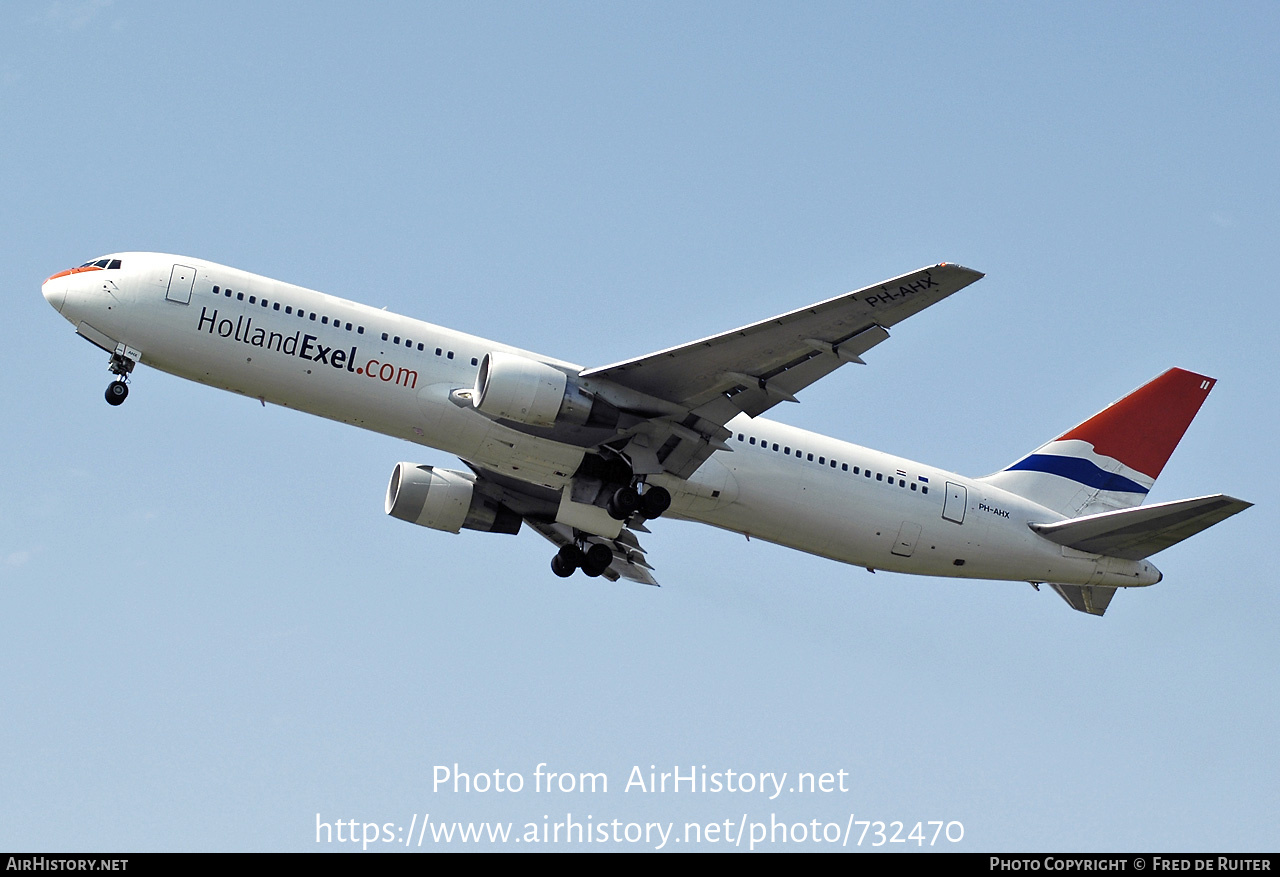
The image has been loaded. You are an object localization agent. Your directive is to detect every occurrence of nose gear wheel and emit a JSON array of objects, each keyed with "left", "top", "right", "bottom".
[{"left": 104, "top": 349, "right": 138, "bottom": 406}]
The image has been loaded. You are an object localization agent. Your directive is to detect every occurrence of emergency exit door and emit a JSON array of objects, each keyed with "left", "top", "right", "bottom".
[{"left": 943, "top": 482, "right": 967, "bottom": 524}]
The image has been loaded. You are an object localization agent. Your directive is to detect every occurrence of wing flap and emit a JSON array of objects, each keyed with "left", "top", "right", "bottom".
[{"left": 1030, "top": 494, "right": 1252, "bottom": 560}]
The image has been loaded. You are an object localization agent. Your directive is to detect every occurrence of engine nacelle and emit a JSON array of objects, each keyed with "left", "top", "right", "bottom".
[
  {"left": 385, "top": 463, "right": 521, "bottom": 534},
  {"left": 472, "top": 351, "right": 618, "bottom": 429}
]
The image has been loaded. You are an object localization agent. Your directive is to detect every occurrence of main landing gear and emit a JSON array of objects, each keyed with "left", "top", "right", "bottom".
[
  {"left": 551, "top": 542, "right": 614, "bottom": 578},
  {"left": 548, "top": 464, "right": 673, "bottom": 580},
  {"left": 104, "top": 349, "right": 137, "bottom": 407},
  {"left": 606, "top": 482, "right": 671, "bottom": 521}
]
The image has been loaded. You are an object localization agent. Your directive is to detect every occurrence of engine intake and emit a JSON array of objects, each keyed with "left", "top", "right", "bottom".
[
  {"left": 473, "top": 352, "right": 618, "bottom": 429},
  {"left": 385, "top": 463, "right": 521, "bottom": 534}
]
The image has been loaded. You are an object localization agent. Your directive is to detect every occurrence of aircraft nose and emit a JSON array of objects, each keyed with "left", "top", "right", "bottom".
[{"left": 42, "top": 274, "right": 67, "bottom": 313}]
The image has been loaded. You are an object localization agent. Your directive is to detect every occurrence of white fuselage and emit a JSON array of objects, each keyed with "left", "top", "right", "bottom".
[{"left": 43, "top": 253, "right": 1161, "bottom": 590}]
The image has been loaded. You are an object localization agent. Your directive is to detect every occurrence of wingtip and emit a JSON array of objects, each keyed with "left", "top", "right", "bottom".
[{"left": 937, "top": 262, "right": 985, "bottom": 279}]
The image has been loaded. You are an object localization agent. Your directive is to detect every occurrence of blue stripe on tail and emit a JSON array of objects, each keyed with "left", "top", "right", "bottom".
[{"left": 1005, "top": 455, "right": 1149, "bottom": 494}]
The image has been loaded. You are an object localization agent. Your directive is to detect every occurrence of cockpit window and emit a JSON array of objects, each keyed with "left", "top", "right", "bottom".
[{"left": 49, "top": 257, "right": 122, "bottom": 282}]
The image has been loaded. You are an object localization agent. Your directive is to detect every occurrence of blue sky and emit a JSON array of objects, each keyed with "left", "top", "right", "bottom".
[{"left": 2, "top": 1, "right": 1276, "bottom": 852}]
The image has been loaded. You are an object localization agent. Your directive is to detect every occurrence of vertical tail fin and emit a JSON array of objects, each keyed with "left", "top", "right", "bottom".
[{"left": 981, "top": 368, "right": 1217, "bottom": 518}]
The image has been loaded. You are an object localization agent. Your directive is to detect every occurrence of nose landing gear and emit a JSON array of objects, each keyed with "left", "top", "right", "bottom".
[{"left": 104, "top": 346, "right": 139, "bottom": 406}]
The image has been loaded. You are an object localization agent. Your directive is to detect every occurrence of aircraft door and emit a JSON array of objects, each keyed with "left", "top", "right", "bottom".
[
  {"left": 891, "top": 521, "right": 922, "bottom": 557},
  {"left": 166, "top": 264, "right": 197, "bottom": 304},
  {"left": 943, "top": 482, "right": 967, "bottom": 524}
]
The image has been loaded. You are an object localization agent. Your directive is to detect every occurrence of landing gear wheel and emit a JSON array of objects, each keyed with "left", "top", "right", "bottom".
[
  {"left": 641, "top": 486, "right": 671, "bottom": 518},
  {"left": 553, "top": 544, "right": 587, "bottom": 578},
  {"left": 557, "top": 544, "right": 586, "bottom": 567},
  {"left": 105, "top": 381, "right": 129, "bottom": 406},
  {"left": 606, "top": 486, "right": 640, "bottom": 520},
  {"left": 582, "top": 543, "right": 613, "bottom": 577}
]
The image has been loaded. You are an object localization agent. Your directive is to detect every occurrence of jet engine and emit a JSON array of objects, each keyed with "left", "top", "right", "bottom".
[
  {"left": 472, "top": 352, "right": 619, "bottom": 429},
  {"left": 385, "top": 463, "right": 521, "bottom": 534}
]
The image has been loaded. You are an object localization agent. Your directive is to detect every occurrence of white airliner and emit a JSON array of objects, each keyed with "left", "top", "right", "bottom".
[{"left": 42, "top": 253, "right": 1249, "bottom": 615}]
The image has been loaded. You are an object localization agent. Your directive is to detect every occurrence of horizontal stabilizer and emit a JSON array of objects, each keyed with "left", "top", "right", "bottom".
[
  {"left": 1030, "top": 494, "right": 1251, "bottom": 560},
  {"left": 1049, "top": 583, "right": 1117, "bottom": 616}
]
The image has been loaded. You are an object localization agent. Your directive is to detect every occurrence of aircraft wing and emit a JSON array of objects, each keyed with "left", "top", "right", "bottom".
[
  {"left": 584, "top": 263, "right": 982, "bottom": 417},
  {"left": 585, "top": 264, "right": 983, "bottom": 478}
]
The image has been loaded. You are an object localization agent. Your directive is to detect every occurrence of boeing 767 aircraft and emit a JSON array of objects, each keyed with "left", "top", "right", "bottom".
[{"left": 42, "top": 254, "right": 1249, "bottom": 615}]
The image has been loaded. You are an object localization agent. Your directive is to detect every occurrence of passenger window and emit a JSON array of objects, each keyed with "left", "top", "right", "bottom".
[
  {"left": 417, "top": 343, "right": 424, "bottom": 351},
  {"left": 249, "top": 296, "right": 256, "bottom": 304},
  {"left": 772, "top": 443, "right": 778, "bottom": 451},
  {"left": 819, "top": 457, "right": 825, "bottom": 464},
  {"left": 382, "top": 333, "right": 388, "bottom": 341},
  {"left": 273, "top": 303, "right": 280, "bottom": 311},
  {"left": 922, "top": 486, "right": 929, "bottom": 495},
  {"left": 876, "top": 473, "right": 883, "bottom": 481},
  {"left": 237, "top": 293, "right": 244, "bottom": 301},
  {"left": 911, "top": 483, "right": 917, "bottom": 491},
  {"left": 750, "top": 437, "right": 756, "bottom": 445},
  {"left": 435, "top": 348, "right": 442, "bottom": 356},
  {"left": 322, "top": 316, "right": 329, "bottom": 324},
  {"left": 309, "top": 313, "right": 316, "bottom": 320},
  {"left": 213, "top": 286, "right": 220, "bottom": 294},
  {"left": 841, "top": 463, "right": 848, "bottom": 471},
  {"left": 471, "top": 357, "right": 478, "bottom": 366},
  {"left": 447, "top": 351, "right": 454, "bottom": 359},
  {"left": 358, "top": 327, "right": 365, "bottom": 334},
  {"left": 346, "top": 323, "right": 352, "bottom": 331}
]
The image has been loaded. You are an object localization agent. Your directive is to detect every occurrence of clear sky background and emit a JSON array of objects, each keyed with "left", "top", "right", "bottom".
[{"left": 2, "top": 1, "right": 1276, "bottom": 852}]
